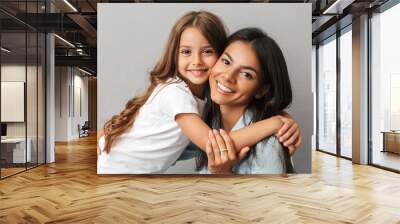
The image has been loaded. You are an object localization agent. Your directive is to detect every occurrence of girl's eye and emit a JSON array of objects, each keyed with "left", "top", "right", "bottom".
[
  {"left": 180, "top": 49, "right": 191, "bottom": 55},
  {"left": 221, "top": 58, "right": 230, "bottom": 65},
  {"left": 240, "top": 72, "right": 253, "bottom": 80},
  {"left": 202, "top": 49, "right": 215, "bottom": 55}
]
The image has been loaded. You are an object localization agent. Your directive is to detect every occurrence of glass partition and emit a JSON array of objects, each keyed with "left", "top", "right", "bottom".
[
  {"left": 0, "top": 1, "right": 46, "bottom": 179},
  {"left": 1, "top": 31, "right": 28, "bottom": 177}
]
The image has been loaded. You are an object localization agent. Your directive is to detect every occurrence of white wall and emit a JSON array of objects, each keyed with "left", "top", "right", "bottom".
[
  {"left": 73, "top": 72, "right": 89, "bottom": 138},
  {"left": 55, "top": 67, "right": 68, "bottom": 141},
  {"left": 55, "top": 67, "right": 89, "bottom": 141}
]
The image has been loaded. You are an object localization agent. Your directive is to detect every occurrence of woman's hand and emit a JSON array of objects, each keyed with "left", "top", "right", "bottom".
[
  {"left": 206, "top": 129, "right": 250, "bottom": 174},
  {"left": 274, "top": 114, "right": 302, "bottom": 155}
]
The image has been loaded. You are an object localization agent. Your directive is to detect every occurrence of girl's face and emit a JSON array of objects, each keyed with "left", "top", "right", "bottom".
[
  {"left": 209, "top": 41, "right": 263, "bottom": 107},
  {"left": 177, "top": 27, "right": 218, "bottom": 86}
]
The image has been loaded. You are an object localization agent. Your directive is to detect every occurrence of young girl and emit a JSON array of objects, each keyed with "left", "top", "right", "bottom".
[{"left": 98, "top": 11, "right": 300, "bottom": 174}]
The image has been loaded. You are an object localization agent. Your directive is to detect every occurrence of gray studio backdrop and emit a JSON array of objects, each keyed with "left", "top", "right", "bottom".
[{"left": 98, "top": 3, "right": 312, "bottom": 173}]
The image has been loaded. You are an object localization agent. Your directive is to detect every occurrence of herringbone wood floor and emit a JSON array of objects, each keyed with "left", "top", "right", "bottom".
[{"left": 0, "top": 135, "right": 400, "bottom": 223}]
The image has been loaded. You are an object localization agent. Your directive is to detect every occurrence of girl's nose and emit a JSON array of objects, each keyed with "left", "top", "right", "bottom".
[{"left": 191, "top": 53, "right": 203, "bottom": 66}]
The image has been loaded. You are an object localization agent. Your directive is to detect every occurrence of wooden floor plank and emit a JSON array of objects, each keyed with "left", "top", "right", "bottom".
[{"left": 0, "top": 135, "right": 399, "bottom": 223}]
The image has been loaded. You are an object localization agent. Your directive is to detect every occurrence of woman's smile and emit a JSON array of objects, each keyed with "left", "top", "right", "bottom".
[{"left": 216, "top": 80, "right": 234, "bottom": 94}]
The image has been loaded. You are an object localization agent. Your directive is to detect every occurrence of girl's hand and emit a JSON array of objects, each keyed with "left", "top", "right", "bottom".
[
  {"left": 206, "top": 129, "right": 250, "bottom": 174},
  {"left": 97, "top": 129, "right": 105, "bottom": 156},
  {"left": 275, "top": 115, "right": 302, "bottom": 155}
]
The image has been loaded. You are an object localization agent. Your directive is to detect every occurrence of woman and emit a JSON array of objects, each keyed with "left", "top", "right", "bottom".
[{"left": 196, "top": 27, "right": 299, "bottom": 174}]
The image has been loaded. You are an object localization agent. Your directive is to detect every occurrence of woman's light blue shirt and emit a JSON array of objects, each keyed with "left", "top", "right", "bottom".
[{"left": 176, "top": 110, "right": 293, "bottom": 174}]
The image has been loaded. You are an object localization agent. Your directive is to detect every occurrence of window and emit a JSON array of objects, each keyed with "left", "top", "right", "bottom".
[
  {"left": 370, "top": 2, "right": 400, "bottom": 171},
  {"left": 339, "top": 28, "right": 352, "bottom": 158},
  {"left": 317, "top": 36, "right": 337, "bottom": 154}
]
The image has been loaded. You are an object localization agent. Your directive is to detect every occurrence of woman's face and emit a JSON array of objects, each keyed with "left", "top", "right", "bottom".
[{"left": 209, "top": 41, "right": 263, "bottom": 107}]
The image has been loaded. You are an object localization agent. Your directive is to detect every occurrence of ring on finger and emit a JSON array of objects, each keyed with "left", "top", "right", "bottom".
[{"left": 219, "top": 149, "right": 228, "bottom": 153}]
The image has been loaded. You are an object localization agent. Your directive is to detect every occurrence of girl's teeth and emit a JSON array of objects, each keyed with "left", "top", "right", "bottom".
[{"left": 190, "top": 70, "right": 206, "bottom": 76}]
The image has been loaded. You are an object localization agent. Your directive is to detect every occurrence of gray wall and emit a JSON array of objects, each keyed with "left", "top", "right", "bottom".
[{"left": 98, "top": 3, "right": 312, "bottom": 173}]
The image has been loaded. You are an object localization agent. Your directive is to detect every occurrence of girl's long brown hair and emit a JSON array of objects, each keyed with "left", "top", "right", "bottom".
[{"left": 102, "top": 11, "right": 227, "bottom": 153}]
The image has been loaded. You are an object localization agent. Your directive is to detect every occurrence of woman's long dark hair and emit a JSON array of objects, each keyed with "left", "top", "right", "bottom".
[{"left": 196, "top": 28, "right": 294, "bottom": 173}]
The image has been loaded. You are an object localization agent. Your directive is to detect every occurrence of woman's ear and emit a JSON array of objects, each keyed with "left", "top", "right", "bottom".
[{"left": 255, "top": 85, "right": 268, "bottom": 99}]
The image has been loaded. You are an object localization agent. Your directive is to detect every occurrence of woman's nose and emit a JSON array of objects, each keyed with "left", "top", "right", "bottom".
[{"left": 221, "top": 68, "right": 236, "bottom": 83}]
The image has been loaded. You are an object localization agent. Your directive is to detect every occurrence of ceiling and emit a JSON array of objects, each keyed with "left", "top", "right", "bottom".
[{"left": 0, "top": 0, "right": 391, "bottom": 75}]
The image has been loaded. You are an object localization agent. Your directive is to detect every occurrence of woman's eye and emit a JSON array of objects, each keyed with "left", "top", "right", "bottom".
[
  {"left": 240, "top": 72, "right": 253, "bottom": 80},
  {"left": 221, "top": 58, "right": 230, "bottom": 65}
]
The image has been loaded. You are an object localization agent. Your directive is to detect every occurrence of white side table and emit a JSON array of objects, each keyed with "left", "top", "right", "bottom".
[{"left": 1, "top": 138, "right": 32, "bottom": 163}]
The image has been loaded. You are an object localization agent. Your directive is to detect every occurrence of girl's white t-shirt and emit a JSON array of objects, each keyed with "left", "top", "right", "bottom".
[{"left": 97, "top": 78, "right": 206, "bottom": 174}]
